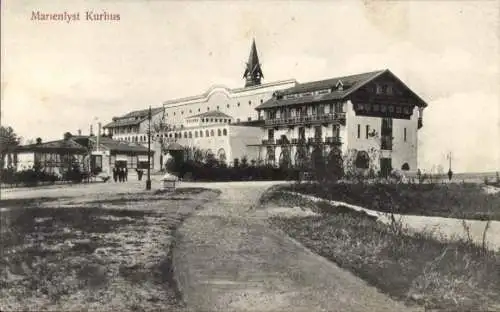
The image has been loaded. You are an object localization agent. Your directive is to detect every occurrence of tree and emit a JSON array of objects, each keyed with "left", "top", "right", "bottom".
[
  {"left": 0, "top": 126, "right": 21, "bottom": 168},
  {"left": 151, "top": 108, "right": 172, "bottom": 154}
]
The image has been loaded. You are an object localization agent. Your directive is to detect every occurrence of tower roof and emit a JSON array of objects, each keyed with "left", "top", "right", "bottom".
[{"left": 243, "top": 39, "right": 264, "bottom": 87}]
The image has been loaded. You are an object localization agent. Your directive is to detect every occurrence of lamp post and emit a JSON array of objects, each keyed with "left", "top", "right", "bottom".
[{"left": 146, "top": 106, "right": 152, "bottom": 190}]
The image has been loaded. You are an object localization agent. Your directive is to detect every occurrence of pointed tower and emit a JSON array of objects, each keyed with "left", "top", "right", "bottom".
[{"left": 243, "top": 39, "right": 264, "bottom": 87}]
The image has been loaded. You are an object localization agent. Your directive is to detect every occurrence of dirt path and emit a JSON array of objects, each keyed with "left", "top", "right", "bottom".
[{"left": 173, "top": 182, "right": 423, "bottom": 312}]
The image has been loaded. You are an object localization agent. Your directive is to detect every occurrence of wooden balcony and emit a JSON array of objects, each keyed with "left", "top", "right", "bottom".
[
  {"left": 260, "top": 136, "right": 342, "bottom": 146},
  {"left": 325, "top": 136, "right": 342, "bottom": 145},
  {"left": 264, "top": 112, "right": 346, "bottom": 128}
]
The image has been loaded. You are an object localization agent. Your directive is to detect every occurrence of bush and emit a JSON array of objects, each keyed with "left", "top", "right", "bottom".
[{"left": 175, "top": 160, "right": 299, "bottom": 182}]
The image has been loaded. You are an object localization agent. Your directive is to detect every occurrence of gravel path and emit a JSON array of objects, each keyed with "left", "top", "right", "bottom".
[{"left": 173, "top": 182, "right": 423, "bottom": 312}]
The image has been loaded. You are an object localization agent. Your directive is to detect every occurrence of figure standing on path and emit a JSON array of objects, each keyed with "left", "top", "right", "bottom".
[
  {"left": 118, "top": 167, "right": 123, "bottom": 182},
  {"left": 113, "top": 167, "right": 118, "bottom": 182},
  {"left": 125, "top": 167, "right": 128, "bottom": 182}
]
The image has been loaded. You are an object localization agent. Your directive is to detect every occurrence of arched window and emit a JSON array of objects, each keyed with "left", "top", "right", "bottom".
[
  {"left": 217, "top": 148, "right": 226, "bottom": 162},
  {"left": 279, "top": 147, "right": 291, "bottom": 168},
  {"left": 195, "top": 131, "right": 198, "bottom": 138},
  {"left": 205, "top": 130, "right": 210, "bottom": 137},
  {"left": 169, "top": 133, "right": 173, "bottom": 138},
  {"left": 189, "top": 132, "right": 192, "bottom": 138},
  {"left": 401, "top": 163, "right": 410, "bottom": 171},
  {"left": 184, "top": 132, "right": 187, "bottom": 138},
  {"left": 218, "top": 129, "right": 222, "bottom": 136},
  {"left": 223, "top": 129, "right": 227, "bottom": 136},
  {"left": 266, "top": 146, "right": 275, "bottom": 165},
  {"left": 355, "top": 151, "right": 370, "bottom": 169},
  {"left": 200, "top": 131, "right": 203, "bottom": 138},
  {"left": 210, "top": 129, "right": 215, "bottom": 136}
]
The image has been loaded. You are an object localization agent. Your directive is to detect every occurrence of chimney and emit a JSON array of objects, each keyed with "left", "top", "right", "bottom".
[
  {"left": 78, "top": 129, "right": 82, "bottom": 136},
  {"left": 90, "top": 125, "right": 94, "bottom": 136},
  {"left": 96, "top": 122, "right": 101, "bottom": 152}
]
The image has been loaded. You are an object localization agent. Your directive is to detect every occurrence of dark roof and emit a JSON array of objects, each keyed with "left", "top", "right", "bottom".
[
  {"left": 256, "top": 70, "right": 385, "bottom": 110},
  {"left": 91, "top": 137, "right": 151, "bottom": 154},
  {"left": 16, "top": 139, "right": 87, "bottom": 153},
  {"left": 103, "top": 107, "right": 163, "bottom": 128},
  {"left": 256, "top": 69, "right": 428, "bottom": 110},
  {"left": 187, "top": 111, "right": 233, "bottom": 119},
  {"left": 121, "top": 107, "right": 163, "bottom": 118}
]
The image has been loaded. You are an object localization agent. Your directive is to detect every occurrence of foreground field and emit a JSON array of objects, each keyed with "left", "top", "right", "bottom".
[
  {"left": 261, "top": 188, "right": 500, "bottom": 312},
  {"left": 0, "top": 188, "right": 219, "bottom": 312},
  {"left": 285, "top": 182, "right": 500, "bottom": 221}
]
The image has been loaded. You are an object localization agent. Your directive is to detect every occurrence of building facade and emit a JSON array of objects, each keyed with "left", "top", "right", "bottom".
[
  {"left": 255, "top": 69, "right": 427, "bottom": 175},
  {"left": 101, "top": 41, "right": 427, "bottom": 175}
]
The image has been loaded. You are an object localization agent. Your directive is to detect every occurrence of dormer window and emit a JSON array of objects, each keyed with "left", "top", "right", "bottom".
[{"left": 336, "top": 80, "right": 344, "bottom": 91}]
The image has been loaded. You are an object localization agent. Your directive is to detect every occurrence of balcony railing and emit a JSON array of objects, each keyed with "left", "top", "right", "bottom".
[
  {"left": 325, "top": 136, "right": 342, "bottom": 144},
  {"left": 261, "top": 136, "right": 343, "bottom": 146},
  {"left": 262, "top": 139, "right": 276, "bottom": 145},
  {"left": 264, "top": 112, "right": 346, "bottom": 127}
]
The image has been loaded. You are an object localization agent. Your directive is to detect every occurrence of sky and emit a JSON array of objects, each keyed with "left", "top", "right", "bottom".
[{"left": 1, "top": 0, "right": 499, "bottom": 173}]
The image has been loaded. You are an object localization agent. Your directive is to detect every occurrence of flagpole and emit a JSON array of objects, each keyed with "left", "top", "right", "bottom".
[{"left": 146, "top": 106, "right": 152, "bottom": 190}]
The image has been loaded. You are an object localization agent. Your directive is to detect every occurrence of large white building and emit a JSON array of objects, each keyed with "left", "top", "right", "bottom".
[
  {"left": 103, "top": 40, "right": 427, "bottom": 174},
  {"left": 255, "top": 69, "right": 427, "bottom": 176}
]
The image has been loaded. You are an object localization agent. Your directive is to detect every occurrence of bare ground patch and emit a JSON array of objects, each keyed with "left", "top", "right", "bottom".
[{"left": 0, "top": 188, "right": 219, "bottom": 311}]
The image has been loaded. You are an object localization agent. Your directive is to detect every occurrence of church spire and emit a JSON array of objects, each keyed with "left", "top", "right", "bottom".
[{"left": 243, "top": 39, "right": 264, "bottom": 87}]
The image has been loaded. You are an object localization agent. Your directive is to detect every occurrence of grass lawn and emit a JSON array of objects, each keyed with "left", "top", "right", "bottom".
[
  {"left": 0, "top": 188, "right": 219, "bottom": 312},
  {"left": 262, "top": 188, "right": 500, "bottom": 312},
  {"left": 282, "top": 181, "right": 500, "bottom": 221}
]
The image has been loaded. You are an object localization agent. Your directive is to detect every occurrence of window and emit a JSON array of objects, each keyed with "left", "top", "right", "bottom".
[
  {"left": 210, "top": 118, "right": 213, "bottom": 122},
  {"left": 387, "top": 85, "right": 393, "bottom": 95},
  {"left": 249, "top": 101, "right": 251, "bottom": 105},
  {"left": 198, "top": 108, "right": 201, "bottom": 112},
  {"left": 355, "top": 151, "right": 370, "bottom": 169},
  {"left": 210, "top": 129, "right": 214, "bottom": 136},
  {"left": 195, "top": 131, "right": 198, "bottom": 138},
  {"left": 227, "top": 104, "right": 230, "bottom": 108},
  {"left": 217, "top": 106, "right": 220, "bottom": 110},
  {"left": 189, "top": 110, "right": 192, "bottom": 113},
  {"left": 237, "top": 102, "right": 240, "bottom": 107},
  {"left": 184, "top": 132, "right": 187, "bottom": 138},
  {"left": 376, "top": 85, "right": 382, "bottom": 94},
  {"left": 223, "top": 129, "right": 227, "bottom": 136},
  {"left": 268, "top": 129, "right": 274, "bottom": 140},
  {"left": 181, "top": 111, "right": 184, "bottom": 115},
  {"left": 218, "top": 129, "right": 222, "bottom": 136},
  {"left": 205, "top": 130, "right": 209, "bottom": 137},
  {"left": 314, "top": 126, "right": 322, "bottom": 138},
  {"left": 236, "top": 118, "right": 240, "bottom": 123},
  {"left": 332, "top": 124, "right": 340, "bottom": 138},
  {"left": 248, "top": 117, "right": 252, "bottom": 121},
  {"left": 357, "top": 124, "right": 361, "bottom": 138},
  {"left": 366, "top": 125, "right": 370, "bottom": 139},
  {"left": 207, "top": 107, "right": 210, "bottom": 111},
  {"left": 189, "top": 132, "right": 192, "bottom": 138},
  {"left": 260, "top": 99, "right": 263, "bottom": 103},
  {"left": 200, "top": 131, "right": 203, "bottom": 137},
  {"left": 404, "top": 128, "right": 407, "bottom": 142},
  {"left": 174, "top": 112, "right": 176, "bottom": 116}
]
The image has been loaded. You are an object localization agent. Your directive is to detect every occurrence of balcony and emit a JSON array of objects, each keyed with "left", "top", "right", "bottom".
[
  {"left": 264, "top": 112, "right": 346, "bottom": 128},
  {"left": 325, "top": 136, "right": 342, "bottom": 145},
  {"left": 262, "top": 139, "right": 275, "bottom": 145}
]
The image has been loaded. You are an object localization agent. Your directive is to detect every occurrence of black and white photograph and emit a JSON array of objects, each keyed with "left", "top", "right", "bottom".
[{"left": 1, "top": 1, "right": 499, "bottom": 311}]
